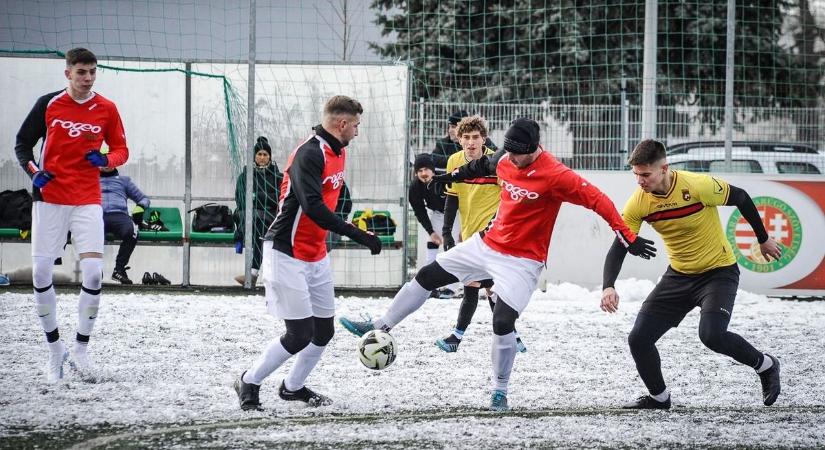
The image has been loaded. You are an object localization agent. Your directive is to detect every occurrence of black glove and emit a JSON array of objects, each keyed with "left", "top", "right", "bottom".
[
  {"left": 443, "top": 233, "right": 455, "bottom": 251},
  {"left": 348, "top": 227, "right": 382, "bottom": 255},
  {"left": 431, "top": 172, "right": 456, "bottom": 184},
  {"left": 625, "top": 235, "right": 657, "bottom": 260},
  {"left": 132, "top": 210, "right": 145, "bottom": 225}
]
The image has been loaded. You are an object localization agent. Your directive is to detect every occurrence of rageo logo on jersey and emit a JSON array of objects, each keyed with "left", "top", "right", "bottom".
[
  {"left": 323, "top": 171, "right": 345, "bottom": 189},
  {"left": 500, "top": 180, "right": 539, "bottom": 201},
  {"left": 50, "top": 119, "right": 102, "bottom": 138}
]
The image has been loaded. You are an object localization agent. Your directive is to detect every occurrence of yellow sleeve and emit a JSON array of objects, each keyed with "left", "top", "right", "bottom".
[
  {"left": 621, "top": 192, "right": 643, "bottom": 234},
  {"left": 694, "top": 173, "right": 730, "bottom": 207},
  {"left": 446, "top": 152, "right": 460, "bottom": 196}
]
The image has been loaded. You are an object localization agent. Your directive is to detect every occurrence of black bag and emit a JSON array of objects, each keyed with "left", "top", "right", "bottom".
[
  {"left": 0, "top": 189, "right": 33, "bottom": 230},
  {"left": 190, "top": 203, "right": 234, "bottom": 232}
]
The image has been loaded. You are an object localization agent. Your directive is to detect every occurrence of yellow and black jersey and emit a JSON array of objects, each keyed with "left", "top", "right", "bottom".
[
  {"left": 446, "top": 146, "right": 500, "bottom": 240},
  {"left": 622, "top": 170, "right": 735, "bottom": 274}
]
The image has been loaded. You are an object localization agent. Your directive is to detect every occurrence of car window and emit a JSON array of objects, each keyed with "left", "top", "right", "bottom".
[
  {"left": 776, "top": 161, "right": 821, "bottom": 174},
  {"left": 669, "top": 161, "right": 709, "bottom": 172},
  {"left": 707, "top": 160, "right": 763, "bottom": 173}
]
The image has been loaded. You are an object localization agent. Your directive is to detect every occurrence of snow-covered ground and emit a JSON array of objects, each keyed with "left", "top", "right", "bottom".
[{"left": 1, "top": 279, "right": 824, "bottom": 448}]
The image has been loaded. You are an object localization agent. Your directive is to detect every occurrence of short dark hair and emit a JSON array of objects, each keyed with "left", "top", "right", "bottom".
[
  {"left": 324, "top": 95, "right": 363, "bottom": 117},
  {"left": 628, "top": 139, "right": 667, "bottom": 166},
  {"left": 66, "top": 48, "right": 97, "bottom": 66}
]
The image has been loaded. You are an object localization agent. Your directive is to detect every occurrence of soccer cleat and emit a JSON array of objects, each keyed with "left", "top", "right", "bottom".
[
  {"left": 516, "top": 336, "right": 527, "bottom": 353},
  {"left": 69, "top": 349, "right": 97, "bottom": 382},
  {"left": 234, "top": 371, "right": 263, "bottom": 411},
  {"left": 435, "top": 334, "right": 461, "bottom": 353},
  {"left": 622, "top": 394, "right": 671, "bottom": 410},
  {"left": 339, "top": 316, "right": 375, "bottom": 337},
  {"left": 489, "top": 390, "right": 509, "bottom": 411},
  {"left": 437, "top": 288, "right": 456, "bottom": 299},
  {"left": 46, "top": 344, "right": 69, "bottom": 383},
  {"left": 759, "top": 354, "right": 781, "bottom": 406},
  {"left": 0, "top": 273, "right": 9, "bottom": 286},
  {"left": 279, "top": 381, "right": 332, "bottom": 407},
  {"left": 152, "top": 272, "right": 171, "bottom": 286},
  {"left": 142, "top": 272, "right": 156, "bottom": 285},
  {"left": 111, "top": 267, "right": 133, "bottom": 285}
]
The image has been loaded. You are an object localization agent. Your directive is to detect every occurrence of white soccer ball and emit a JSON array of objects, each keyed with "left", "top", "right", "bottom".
[{"left": 357, "top": 330, "right": 397, "bottom": 370}]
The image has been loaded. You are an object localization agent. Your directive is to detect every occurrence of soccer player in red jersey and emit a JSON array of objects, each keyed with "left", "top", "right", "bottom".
[
  {"left": 233, "top": 96, "right": 382, "bottom": 411},
  {"left": 340, "top": 118, "right": 656, "bottom": 410},
  {"left": 15, "top": 48, "right": 129, "bottom": 383}
]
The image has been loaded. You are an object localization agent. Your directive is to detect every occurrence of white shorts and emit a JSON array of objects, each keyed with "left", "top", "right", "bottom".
[
  {"left": 435, "top": 233, "right": 544, "bottom": 314},
  {"left": 31, "top": 202, "right": 104, "bottom": 258},
  {"left": 261, "top": 245, "right": 335, "bottom": 320}
]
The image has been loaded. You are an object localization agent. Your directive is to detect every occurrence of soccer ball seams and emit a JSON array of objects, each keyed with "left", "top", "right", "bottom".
[{"left": 357, "top": 330, "right": 397, "bottom": 370}]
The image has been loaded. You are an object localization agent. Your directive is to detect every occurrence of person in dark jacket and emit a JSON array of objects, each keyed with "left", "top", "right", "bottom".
[
  {"left": 431, "top": 110, "right": 497, "bottom": 174},
  {"left": 234, "top": 136, "right": 284, "bottom": 286},
  {"left": 100, "top": 166, "right": 150, "bottom": 284}
]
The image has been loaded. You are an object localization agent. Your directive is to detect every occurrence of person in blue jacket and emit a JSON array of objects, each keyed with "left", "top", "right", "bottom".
[{"left": 100, "top": 166, "right": 150, "bottom": 284}]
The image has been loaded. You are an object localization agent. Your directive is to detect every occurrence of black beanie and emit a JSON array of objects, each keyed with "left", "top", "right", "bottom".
[
  {"left": 448, "top": 110, "right": 469, "bottom": 125},
  {"left": 503, "top": 118, "right": 540, "bottom": 154},
  {"left": 254, "top": 136, "right": 272, "bottom": 157},
  {"left": 414, "top": 153, "right": 435, "bottom": 171}
]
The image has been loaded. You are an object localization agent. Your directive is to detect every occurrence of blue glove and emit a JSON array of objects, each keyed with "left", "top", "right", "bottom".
[
  {"left": 32, "top": 170, "right": 55, "bottom": 188},
  {"left": 234, "top": 241, "right": 243, "bottom": 254},
  {"left": 85, "top": 150, "right": 109, "bottom": 167}
]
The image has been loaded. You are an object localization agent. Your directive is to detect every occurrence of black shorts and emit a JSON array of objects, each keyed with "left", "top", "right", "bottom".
[{"left": 639, "top": 263, "right": 739, "bottom": 327}]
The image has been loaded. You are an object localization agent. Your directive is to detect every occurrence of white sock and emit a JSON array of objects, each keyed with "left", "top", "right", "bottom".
[
  {"left": 491, "top": 332, "right": 517, "bottom": 393},
  {"left": 375, "top": 279, "right": 431, "bottom": 331},
  {"left": 756, "top": 354, "right": 774, "bottom": 373},
  {"left": 284, "top": 343, "right": 325, "bottom": 391},
  {"left": 426, "top": 247, "right": 439, "bottom": 264},
  {"left": 74, "top": 341, "right": 88, "bottom": 356},
  {"left": 651, "top": 388, "right": 670, "bottom": 402},
  {"left": 244, "top": 338, "right": 293, "bottom": 385},
  {"left": 32, "top": 256, "right": 58, "bottom": 335},
  {"left": 452, "top": 328, "right": 464, "bottom": 340},
  {"left": 48, "top": 340, "right": 66, "bottom": 355},
  {"left": 77, "top": 258, "right": 103, "bottom": 337}
]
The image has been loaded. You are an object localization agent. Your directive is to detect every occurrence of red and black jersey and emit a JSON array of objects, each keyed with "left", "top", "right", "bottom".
[
  {"left": 15, "top": 89, "right": 129, "bottom": 205},
  {"left": 267, "top": 125, "right": 352, "bottom": 262},
  {"left": 460, "top": 148, "right": 637, "bottom": 263}
]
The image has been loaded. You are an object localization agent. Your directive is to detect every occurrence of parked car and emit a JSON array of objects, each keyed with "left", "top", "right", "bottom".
[{"left": 666, "top": 141, "right": 825, "bottom": 174}]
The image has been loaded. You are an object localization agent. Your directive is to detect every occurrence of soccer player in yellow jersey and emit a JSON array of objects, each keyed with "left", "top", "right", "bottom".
[
  {"left": 601, "top": 139, "right": 782, "bottom": 409},
  {"left": 436, "top": 115, "right": 526, "bottom": 353}
]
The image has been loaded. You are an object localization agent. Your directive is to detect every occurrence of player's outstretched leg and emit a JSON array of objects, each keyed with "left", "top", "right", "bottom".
[
  {"left": 340, "top": 261, "right": 459, "bottom": 337},
  {"left": 488, "top": 293, "right": 527, "bottom": 353},
  {"left": 237, "top": 318, "right": 313, "bottom": 410},
  {"left": 489, "top": 298, "right": 519, "bottom": 411},
  {"left": 623, "top": 312, "right": 672, "bottom": 409},
  {"left": 70, "top": 257, "right": 103, "bottom": 381},
  {"left": 436, "top": 285, "right": 480, "bottom": 353},
  {"left": 279, "top": 317, "right": 334, "bottom": 407},
  {"left": 33, "top": 256, "right": 67, "bottom": 383},
  {"left": 697, "top": 311, "right": 781, "bottom": 406}
]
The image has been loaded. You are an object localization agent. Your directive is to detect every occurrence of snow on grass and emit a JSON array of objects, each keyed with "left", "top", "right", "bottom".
[{"left": 0, "top": 281, "right": 823, "bottom": 447}]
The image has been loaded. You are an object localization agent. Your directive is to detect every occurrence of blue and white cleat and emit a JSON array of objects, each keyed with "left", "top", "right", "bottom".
[
  {"left": 435, "top": 334, "right": 461, "bottom": 353},
  {"left": 516, "top": 337, "right": 527, "bottom": 353},
  {"left": 339, "top": 316, "right": 375, "bottom": 337},
  {"left": 489, "top": 390, "right": 509, "bottom": 411}
]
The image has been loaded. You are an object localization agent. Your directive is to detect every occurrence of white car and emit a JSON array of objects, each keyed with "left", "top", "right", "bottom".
[{"left": 666, "top": 141, "right": 825, "bottom": 174}]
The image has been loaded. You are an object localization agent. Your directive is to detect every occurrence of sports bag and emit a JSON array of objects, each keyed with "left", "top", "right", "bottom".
[
  {"left": 0, "top": 189, "right": 33, "bottom": 230},
  {"left": 190, "top": 203, "right": 234, "bottom": 232},
  {"left": 352, "top": 209, "right": 396, "bottom": 236}
]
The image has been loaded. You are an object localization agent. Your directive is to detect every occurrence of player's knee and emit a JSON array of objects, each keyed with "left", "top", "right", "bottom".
[
  {"left": 698, "top": 323, "right": 725, "bottom": 352},
  {"left": 415, "top": 262, "right": 457, "bottom": 291},
  {"left": 32, "top": 256, "right": 55, "bottom": 289},
  {"left": 627, "top": 329, "right": 649, "bottom": 352},
  {"left": 491, "top": 299, "right": 518, "bottom": 335},
  {"left": 79, "top": 257, "right": 104, "bottom": 289},
  {"left": 426, "top": 241, "right": 440, "bottom": 250},
  {"left": 281, "top": 317, "right": 314, "bottom": 354},
  {"left": 311, "top": 317, "right": 335, "bottom": 347}
]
